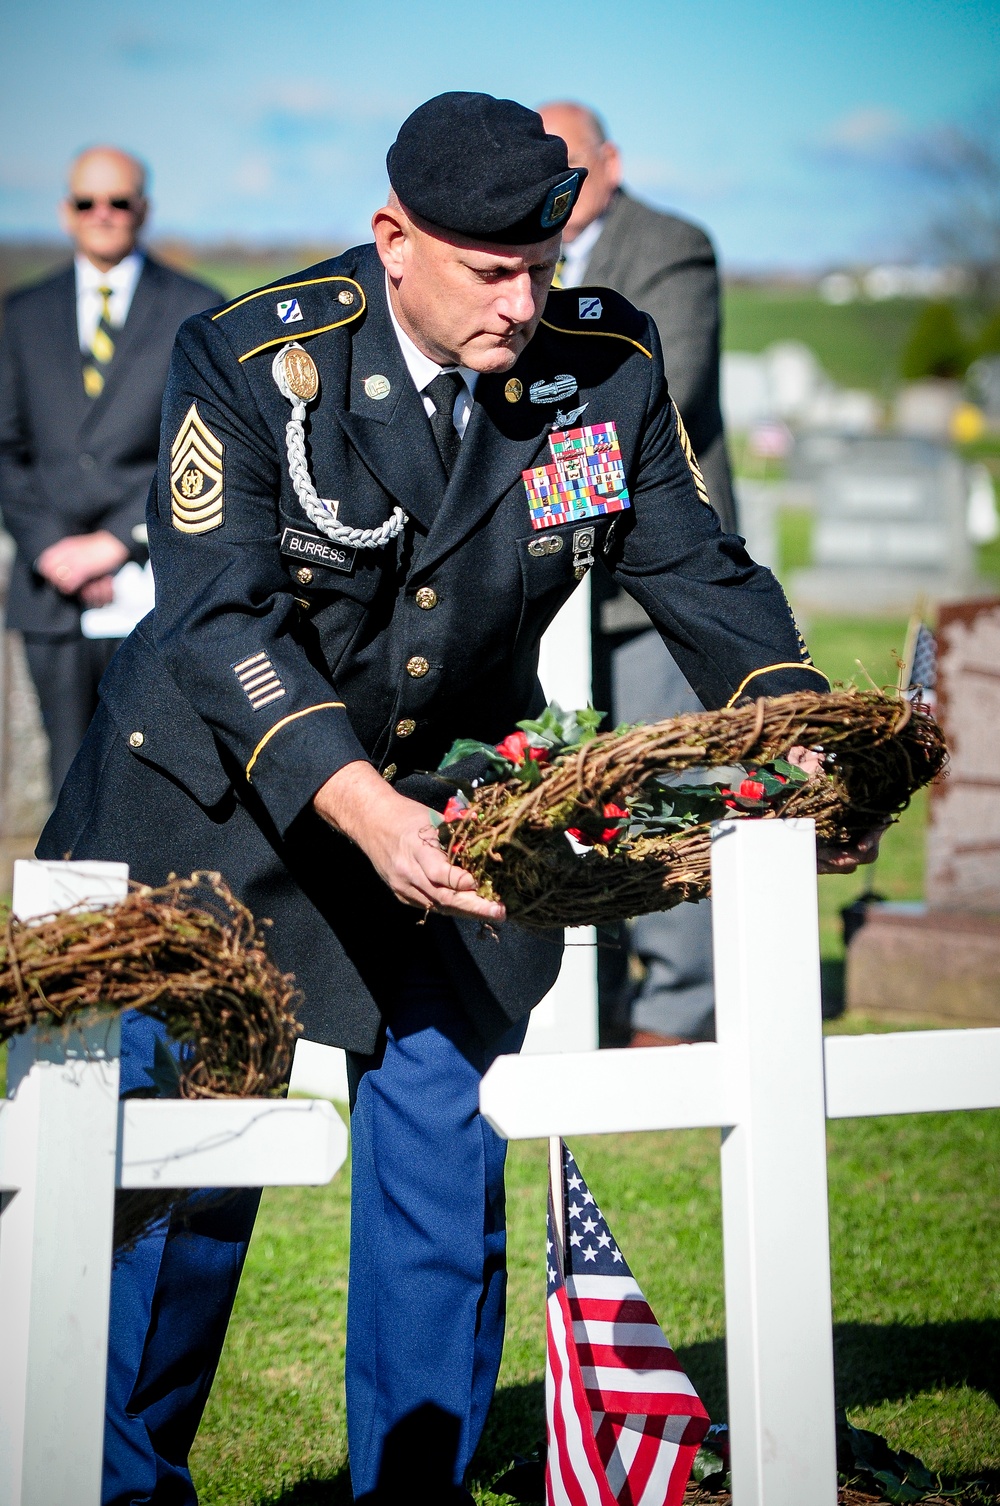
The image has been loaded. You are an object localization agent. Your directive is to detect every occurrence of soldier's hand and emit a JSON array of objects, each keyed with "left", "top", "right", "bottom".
[
  {"left": 313, "top": 761, "right": 506, "bottom": 923},
  {"left": 786, "top": 747, "right": 886, "bottom": 874},
  {"left": 817, "top": 826, "right": 885, "bottom": 875}
]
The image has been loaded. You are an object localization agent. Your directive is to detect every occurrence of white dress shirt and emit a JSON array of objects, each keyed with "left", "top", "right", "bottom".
[
  {"left": 75, "top": 250, "right": 144, "bottom": 352},
  {"left": 558, "top": 214, "right": 606, "bottom": 289},
  {"left": 385, "top": 273, "right": 478, "bottom": 437}
]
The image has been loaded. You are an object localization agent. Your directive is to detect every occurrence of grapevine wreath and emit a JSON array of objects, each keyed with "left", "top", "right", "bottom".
[
  {"left": 0, "top": 875, "right": 300, "bottom": 1245},
  {"left": 431, "top": 690, "right": 947, "bottom": 932}
]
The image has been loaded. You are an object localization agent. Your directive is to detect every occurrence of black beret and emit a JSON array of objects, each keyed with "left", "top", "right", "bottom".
[{"left": 387, "top": 92, "right": 586, "bottom": 244}]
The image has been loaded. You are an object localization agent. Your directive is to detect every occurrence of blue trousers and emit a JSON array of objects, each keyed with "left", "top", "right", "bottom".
[
  {"left": 103, "top": 1012, "right": 259, "bottom": 1506},
  {"left": 346, "top": 961, "right": 527, "bottom": 1502}
]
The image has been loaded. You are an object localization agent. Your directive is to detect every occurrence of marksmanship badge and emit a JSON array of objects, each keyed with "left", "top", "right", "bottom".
[
  {"left": 521, "top": 420, "right": 630, "bottom": 531},
  {"left": 170, "top": 403, "right": 224, "bottom": 534}
]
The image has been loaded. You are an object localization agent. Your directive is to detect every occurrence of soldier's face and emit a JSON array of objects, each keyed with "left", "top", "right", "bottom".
[{"left": 375, "top": 206, "right": 561, "bottom": 373}]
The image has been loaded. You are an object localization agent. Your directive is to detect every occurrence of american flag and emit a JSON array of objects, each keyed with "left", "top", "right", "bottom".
[{"left": 546, "top": 1139, "right": 710, "bottom": 1506}]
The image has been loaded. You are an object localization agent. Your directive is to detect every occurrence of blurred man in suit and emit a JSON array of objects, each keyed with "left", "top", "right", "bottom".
[
  {"left": 0, "top": 146, "right": 218, "bottom": 792},
  {"left": 539, "top": 101, "right": 736, "bottom": 1047}
]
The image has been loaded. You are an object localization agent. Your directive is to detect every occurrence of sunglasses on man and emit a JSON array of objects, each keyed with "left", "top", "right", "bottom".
[{"left": 70, "top": 196, "right": 142, "bottom": 213}]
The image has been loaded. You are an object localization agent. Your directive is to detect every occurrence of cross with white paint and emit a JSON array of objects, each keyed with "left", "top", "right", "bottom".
[
  {"left": 0, "top": 860, "right": 348, "bottom": 1506},
  {"left": 480, "top": 818, "right": 1000, "bottom": 1506}
]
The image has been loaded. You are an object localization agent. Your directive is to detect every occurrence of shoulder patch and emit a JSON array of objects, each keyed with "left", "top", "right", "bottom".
[
  {"left": 171, "top": 403, "right": 224, "bottom": 534},
  {"left": 211, "top": 272, "right": 365, "bottom": 364},
  {"left": 540, "top": 285, "right": 652, "bottom": 359}
]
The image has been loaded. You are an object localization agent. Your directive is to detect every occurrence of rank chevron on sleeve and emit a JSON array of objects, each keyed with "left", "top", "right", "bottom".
[{"left": 170, "top": 402, "right": 225, "bottom": 534}]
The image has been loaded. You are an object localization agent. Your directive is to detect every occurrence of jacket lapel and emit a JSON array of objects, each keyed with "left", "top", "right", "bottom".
[
  {"left": 413, "top": 340, "right": 555, "bottom": 575},
  {"left": 80, "top": 255, "right": 162, "bottom": 435},
  {"left": 578, "top": 189, "right": 627, "bottom": 288},
  {"left": 333, "top": 257, "right": 446, "bottom": 533},
  {"left": 41, "top": 266, "right": 89, "bottom": 435}
]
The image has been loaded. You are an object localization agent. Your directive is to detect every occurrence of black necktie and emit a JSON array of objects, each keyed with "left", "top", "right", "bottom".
[{"left": 425, "top": 370, "right": 464, "bottom": 478}]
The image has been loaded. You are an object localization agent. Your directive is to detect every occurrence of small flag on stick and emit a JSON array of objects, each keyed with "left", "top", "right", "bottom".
[
  {"left": 899, "top": 615, "right": 937, "bottom": 706},
  {"left": 546, "top": 1138, "right": 710, "bottom": 1506}
]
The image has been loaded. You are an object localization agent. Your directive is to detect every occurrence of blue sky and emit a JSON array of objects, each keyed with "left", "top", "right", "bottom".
[{"left": 0, "top": 0, "right": 997, "bottom": 269}]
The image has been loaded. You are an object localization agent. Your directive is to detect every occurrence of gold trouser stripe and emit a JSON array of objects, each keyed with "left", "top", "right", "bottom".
[
  {"left": 245, "top": 701, "right": 345, "bottom": 781},
  {"left": 538, "top": 318, "right": 652, "bottom": 359},
  {"left": 726, "top": 663, "right": 829, "bottom": 709}
]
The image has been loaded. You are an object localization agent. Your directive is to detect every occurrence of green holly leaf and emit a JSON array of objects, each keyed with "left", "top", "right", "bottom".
[
  {"left": 870, "top": 1469, "right": 931, "bottom": 1503},
  {"left": 772, "top": 757, "right": 810, "bottom": 784},
  {"left": 513, "top": 756, "right": 545, "bottom": 787},
  {"left": 438, "top": 738, "right": 511, "bottom": 775}
]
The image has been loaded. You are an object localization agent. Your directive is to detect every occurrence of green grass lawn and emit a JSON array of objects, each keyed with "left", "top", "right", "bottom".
[
  {"left": 2, "top": 609, "right": 995, "bottom": 1502},
  {"left": 188, "top": 612, "right": 997, "bottom": 1504},
  {"left": 721, "top": 288, "right": 990, "bottom": 399},
  {"left": 191, "top": 1103, "right": 1000, "bottom": 1504}
]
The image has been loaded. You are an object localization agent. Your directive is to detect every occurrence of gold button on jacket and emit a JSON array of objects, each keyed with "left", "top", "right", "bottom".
[
  {"left": 395, "top": 718, "right": 416, "bottom": 738},
  {"left": 406, "top": 655, "right": 430, "bottom": 678},
  {"left": 415, "top": 586, "right": 438, "bottom": 610}
]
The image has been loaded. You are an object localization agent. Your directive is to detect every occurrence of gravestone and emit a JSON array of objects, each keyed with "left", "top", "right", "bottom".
[
  {"left": 791, "top": 436, "right": 979, "bottom": 615},
  {"left": 847, "top": 598, "right": 1000, "bottom": 1025}
]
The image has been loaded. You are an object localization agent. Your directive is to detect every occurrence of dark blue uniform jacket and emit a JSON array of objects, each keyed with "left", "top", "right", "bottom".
[{"left": 39, "top": 243, "right": 828, "bottom": 1052}]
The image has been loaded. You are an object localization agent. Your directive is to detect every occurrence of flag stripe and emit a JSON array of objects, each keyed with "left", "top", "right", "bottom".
[
  {"left": 572, "top": 1321, "right": 673, "bottom": 1349},
  {"left": 548, "top": 1290, "right": 616, "bottom": 1506},
  {"left": 582, "top": 1367, "right": 702, "bottom": 1397},
  {"left": 577, "top": 1343, "right": 685, "bottom": 1370}
]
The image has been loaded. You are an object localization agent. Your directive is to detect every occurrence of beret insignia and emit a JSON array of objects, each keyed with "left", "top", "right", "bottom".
[
  {"left": 170, "top": 403, "right": 224, "bottom": 534},
  {"left": 540, "top": 174, "right": 579, "bottom": 231}
]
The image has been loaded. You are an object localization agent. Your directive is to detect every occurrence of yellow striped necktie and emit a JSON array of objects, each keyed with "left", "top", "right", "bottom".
[
  {"left": 551, "top": 254, "right": 566, "bottom": 289},
  {"left": 82, "top": 286, "right": 115, "bottom": 398}
]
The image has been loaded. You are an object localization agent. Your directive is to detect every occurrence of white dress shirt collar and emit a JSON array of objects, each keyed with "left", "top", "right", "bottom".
[
  {"left": 74, "top": 250, "right": 145, "bottom": 350},
  {"left": 384, "top": 272, "right": 478, "bottom": 438},
  {"left": 558, "top": 213, "right": 606, "bottom": 290}
]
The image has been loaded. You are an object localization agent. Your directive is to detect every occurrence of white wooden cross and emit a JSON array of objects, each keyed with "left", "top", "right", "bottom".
[
  {"left": 480, "top": 817, "right": 1000, "bottom": 1506},
  {"left": 0, "top": 860, "right": 348, "bottom": 1506}
]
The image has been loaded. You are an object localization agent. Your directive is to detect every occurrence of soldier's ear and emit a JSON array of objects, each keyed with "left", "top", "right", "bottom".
[{"left": 372, "top": 203, "right": 408, "bottom": 278}]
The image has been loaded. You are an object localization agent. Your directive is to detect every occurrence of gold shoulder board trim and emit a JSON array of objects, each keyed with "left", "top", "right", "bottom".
[
  {"left": 245, "top": 701, "right": 346, "bottom": 781},
  {"left": 170, "top": 403, "right": 224, "bottom": 534},
  {"left": 211, "top": 276, "right": 366, "bottom": 364},
  {"left": 726, "top": 663, "right": 830, "bottom": 708},
  {"left": 538, "top": 317, "right": 652, "bottom": 359},
  {"left": 672, "top": 401, "right": 712, "bottom": 508}
]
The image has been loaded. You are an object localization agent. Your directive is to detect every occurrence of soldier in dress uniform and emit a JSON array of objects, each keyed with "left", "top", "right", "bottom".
[{"left": 40, "top": 93, "right": 858, "bottom": 1503}]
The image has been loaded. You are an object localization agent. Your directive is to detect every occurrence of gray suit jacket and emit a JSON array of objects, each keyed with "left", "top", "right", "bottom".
[
  {"left": 584, "top": 189, "right": 735, "bottom": 530},
  {"left": 0, "top": 255, "right": 219, "bottom": 636}
]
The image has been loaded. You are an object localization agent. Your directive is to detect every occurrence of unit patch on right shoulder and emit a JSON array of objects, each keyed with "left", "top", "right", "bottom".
[{"left": 170, "top": 403, "right": 224, "bottom": 534}]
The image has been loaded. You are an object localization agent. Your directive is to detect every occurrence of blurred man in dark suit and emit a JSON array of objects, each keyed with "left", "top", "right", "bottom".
[
  {"left": 0, "top": 146, "right": 218, "bottom": 792},
  {"left": 539, "top": 102, "right": 737, "bottom": 1048}
]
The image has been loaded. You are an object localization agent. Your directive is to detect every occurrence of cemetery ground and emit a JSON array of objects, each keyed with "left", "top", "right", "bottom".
[
  {"left": 181, "top": 621, "right": 999, "bottom": 1506},
  {"left": 1, "top": 595, "right": 997, "bottom": 1501}
]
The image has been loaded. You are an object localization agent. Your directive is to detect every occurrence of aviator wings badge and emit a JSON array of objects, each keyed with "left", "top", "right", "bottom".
[{"left": 170, "top": 403, "right": 224, "bottom": 534}]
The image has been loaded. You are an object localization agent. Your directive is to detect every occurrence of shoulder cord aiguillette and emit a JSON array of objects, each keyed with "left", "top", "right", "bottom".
[{"left": 272, "top": 344, "right": 408, "bottom": 549}]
